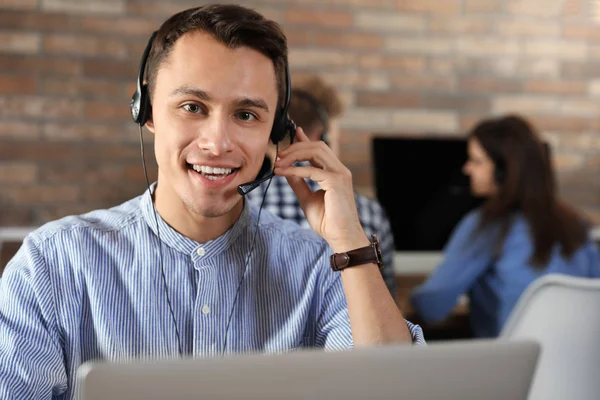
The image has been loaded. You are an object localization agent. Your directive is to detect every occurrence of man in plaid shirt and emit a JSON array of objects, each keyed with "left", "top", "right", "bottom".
[{"left": 247, "top": 75, "right": 397, "bottom": 296}]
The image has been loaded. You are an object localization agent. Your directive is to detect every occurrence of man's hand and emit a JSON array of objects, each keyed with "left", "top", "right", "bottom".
[{"left": 273, "top": 127, "right": 368, "bottom": 252}]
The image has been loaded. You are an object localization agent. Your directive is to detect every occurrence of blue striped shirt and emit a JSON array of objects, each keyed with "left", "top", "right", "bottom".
[{"left": 0, "top": 187, "right": 424, "bottom": 399}]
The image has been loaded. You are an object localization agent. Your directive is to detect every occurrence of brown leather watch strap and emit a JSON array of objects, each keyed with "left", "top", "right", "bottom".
[{"left": 329, "top": 235, "right": 384, "bottom": 272}]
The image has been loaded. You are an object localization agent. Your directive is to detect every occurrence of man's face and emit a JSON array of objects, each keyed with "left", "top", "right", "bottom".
[{"left": 146, "top": 31, "right": 279, "bottom": 218}]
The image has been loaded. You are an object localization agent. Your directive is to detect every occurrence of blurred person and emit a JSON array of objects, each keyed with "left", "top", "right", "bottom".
[
  {"left": 247, "top": 75, "right": 397, "bottom": 296},
  {"left": 0, "top": 5, "right": 423, "bottom": 399},
  {"left": 410, "top": 115, "right": 600, "bottom": 338}
]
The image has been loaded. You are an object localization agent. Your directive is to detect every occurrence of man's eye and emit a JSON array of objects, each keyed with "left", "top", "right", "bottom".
[
  {"left": 183, "top": 104, "right": 201, "bottom": 114},
  {"left": 237, "top": 112, "right": 257, "bottom": 122}
]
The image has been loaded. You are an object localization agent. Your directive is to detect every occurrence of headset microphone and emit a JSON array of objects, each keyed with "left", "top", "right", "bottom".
[{"left": 237, "top": 157, "right": 276, "bottom": 196}]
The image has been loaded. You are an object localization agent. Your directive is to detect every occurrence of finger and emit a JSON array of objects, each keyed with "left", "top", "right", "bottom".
[
  {"left": 276, "top": 146, "right": 336, "bottom": 171},
  {"left": 284, "top": 175, "right": 313, "bottom": 207},
  {"left": 295, "top": 126, "right": 309, "bottom": 142},
  {"left": 274, "top": 165, "right": 327, "bottom": 183}
]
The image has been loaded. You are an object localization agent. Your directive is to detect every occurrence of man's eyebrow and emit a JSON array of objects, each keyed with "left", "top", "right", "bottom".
[
  {"left": 169, "top": 86, "right": 270, "bottom": 112},
  {"left": 234, "top": 98, "right": 270, "bottom": 113},
  {"left": 169, "top": 86, "right": 211, "bottom": 100}
]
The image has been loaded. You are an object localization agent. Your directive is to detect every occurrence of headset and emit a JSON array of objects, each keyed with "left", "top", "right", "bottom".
[
  {"left": 130, "top": 30, "right": 296, "bottom": 357},
  {"left": 291, "top": 88, "right": 330, "bottom": 144}
]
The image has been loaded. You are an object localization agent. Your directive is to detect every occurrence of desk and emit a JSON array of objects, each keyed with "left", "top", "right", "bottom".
[
  {"left": 395, "top": 272, "right": 472, "bottom": 341},
  {"left": 393, "top": 251, "right": 472, "bottom": 341}
]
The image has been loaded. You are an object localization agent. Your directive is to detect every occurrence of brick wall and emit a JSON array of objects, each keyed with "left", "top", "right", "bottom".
[{"left": 1, "top": 0, "right": 600, "bottom": 226}]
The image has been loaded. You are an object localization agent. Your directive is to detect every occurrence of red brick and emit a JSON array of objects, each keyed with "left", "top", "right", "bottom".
[
  {"left": 563, "top": 25, "right": 600, "bottom": 40},
  {"left": 315, "top": 32, "right": 383, "bottom": 50},
  {"left": 44, "top": 34, "right": 128, "bottom": 59},
  {"left": 0, "top": 74, "right": 37, "bottom": 94},
  {"left": 351, "top": 168, "right": 374, "bottom": 188},
  {"left": 289, "top": 49, "right": 357, "bottom": 68},
  {"left": 358, "top": 54, "right": 424, "bottom": 71},
  {"left": 82, "top": 59, "right": 137, "bottom": 79},
  {"left": 80, "top": 183, "right": 147, "bottom": 203},
  {"left": 422, "top": 94, "right": 491, "bottom": 112},
  {"left": 38, "top": 204, "right": 98, "bottom": 222},
  {"left": 0, "top": 32, "right": 40, "bottom": 54},
  {"left": 0, "top": 121, "right": 40, "bottom": 139},
  {"left": 340, "top": 147, "right": 371, "bottom": 166},
  {"left": 460, "top": 114, "right": 485, "bottom": 132},
  {"left": 0, "top": 95, "right": 82, "bottom": 119},
  {"left": 79, "top": 15, "right": 158, "bottom": 36},
  {"left": 506, "top": 0, "right": 564, "bottom": 18},
  {"left": 125, "top": 0, "right": 196, "bottom": 16},
  {"left": 284, "top": 9, "right": 353, "bottom": 28},
  {"left": 283, "top": 30, "right": 312, "bottom": 47},
  {"left": 391, "top": 75, "right": 456, "bottom": 91},
  {"left": 0, "top": 139, "right": 78, "bottom": 162},
  {"left": 0, "top": 10, "right": 76, "bottom": 31},
  {"left": 4, "top": 185, "right": 80, "bottom": 203},
  {"left": 84, "top": 100, "right": 131, "bottom": 121},
  {"left": 562, "top": 0, "right": 582, "bottom": 15},
  {"left": 429, "top": 17, "right": 492, "bottom": 34},
  {"left": 530, "top": 116, "right": 597, "bottom": 131},
  {"left": 0, "top": 206, "right": 37, "bottom": 227},
  {"left": 339, "top": 131, "right": 373, "bottom": 150},
  {"left": 356, "top": 92, "right": 420, "bottom": 108},
  {"left": 525, "top": 80, "right": 587, "bottom": 95},
  {"left": 464, "top": 0, "right": 503, "bottom": 12},
  {"left": 396, "top": 0, "right": 461, "bottom": 14},
  {"left": 0, "top": 55, "right": 81, "bottom": 76},
  {"left": 553, "top": 132, "right": 600, "bottom": 151},
  {"left": 0, "top": 0, "right": 38, "bottom": 10},
  {"left": 40, "top": 77, "right": 126, "bottom": 99},
  {"left": 41, "top": 0, "right": 125, "bottom": 15},
  {"left": 42, "top": 123, "right": 129, "bottom": 141},
  {"left": 0, "top": 140, "right": 143, "bottom": 163},
  {"left": 459, "top": 77, "right": 522, "bottom": 93},
  {"left": 0, "top": 163, "right": 38, "bottom": 183},
  {"left": 40, "top": 163, "right": 138, "bottom": 184}
]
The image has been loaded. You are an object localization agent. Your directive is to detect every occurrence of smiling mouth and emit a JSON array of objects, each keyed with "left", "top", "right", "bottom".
[{"left": 187, "top": 163, "right": 239, "bottom": 181}]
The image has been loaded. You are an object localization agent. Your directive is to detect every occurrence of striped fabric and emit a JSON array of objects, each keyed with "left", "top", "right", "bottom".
[
  {"left": 247, "top": 174, "right": 398, "bottom": 296},
  {"left": 0, "top": 186, "right": 424, "bottom": 400}
]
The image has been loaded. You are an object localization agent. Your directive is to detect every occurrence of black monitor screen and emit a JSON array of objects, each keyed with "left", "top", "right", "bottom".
[{"left": 372, "top": 136, "right": 483, "bottom": 251}]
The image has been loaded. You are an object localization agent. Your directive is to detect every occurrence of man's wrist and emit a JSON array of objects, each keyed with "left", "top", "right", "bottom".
[{"left": 329, "top": 233, "right": 370, "bottom": 254}]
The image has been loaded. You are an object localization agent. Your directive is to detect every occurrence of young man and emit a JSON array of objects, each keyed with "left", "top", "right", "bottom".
[
  {"left": 0, "top": 5, "right": 423, "bottom": 399},
  {"left": 247, "top": 75, "right": 398, "bottom": 296}
]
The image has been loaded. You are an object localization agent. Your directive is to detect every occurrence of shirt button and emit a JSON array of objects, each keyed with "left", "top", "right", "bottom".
[
  {"left": 201, "top": 305, "right": 211, "bottom": 314},
  {"left": 196, "top": 247, "right": 206, "bottom": 257}
]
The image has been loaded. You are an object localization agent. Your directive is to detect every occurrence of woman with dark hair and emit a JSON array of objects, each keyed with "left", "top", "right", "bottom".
[{"left": 410, "top": 115, "right": 600, "bottom": 338}]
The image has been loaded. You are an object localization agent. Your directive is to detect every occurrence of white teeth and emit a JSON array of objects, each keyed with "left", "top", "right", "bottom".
[{"left": 191, "top": 165, "right": 233, "bottom": 175}]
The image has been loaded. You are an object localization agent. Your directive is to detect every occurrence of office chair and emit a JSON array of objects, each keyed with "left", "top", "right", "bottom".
[{"left": 501, "top": 274, "right": 600, "bottom": 400}]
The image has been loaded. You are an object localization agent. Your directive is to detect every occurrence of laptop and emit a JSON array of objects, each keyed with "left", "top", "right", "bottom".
[{"left": 76, "top": 339, "right": 540, "bottom": 400}]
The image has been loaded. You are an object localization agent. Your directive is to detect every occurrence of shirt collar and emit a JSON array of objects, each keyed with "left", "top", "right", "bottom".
[{"left": 140, "top": 182, "right": 254, "bottom": 259}]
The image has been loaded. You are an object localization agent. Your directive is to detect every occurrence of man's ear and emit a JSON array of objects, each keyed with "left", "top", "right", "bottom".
[{"left": 145, "top": 116, "right": 155, "bottom": 133}]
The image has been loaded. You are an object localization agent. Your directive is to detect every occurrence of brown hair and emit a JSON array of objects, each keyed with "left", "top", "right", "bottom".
[
  {"left": 289, "top": 75, "right": 343, "bottom": 133},
  {"left": 145, "top": 4, "right": 287, "bottom": 105},
  {"left": 469, "top": 114, "right": 589, "bottom": 267}
]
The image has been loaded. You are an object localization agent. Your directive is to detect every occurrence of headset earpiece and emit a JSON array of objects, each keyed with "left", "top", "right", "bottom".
[
  {"left": 269, "top": 63, "right": 295, "bottom": 145},
  {"left": 131, "top": 31, "right": 157, "bottom": 127}
]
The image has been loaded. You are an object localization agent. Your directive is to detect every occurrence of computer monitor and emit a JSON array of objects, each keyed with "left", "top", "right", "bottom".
[{"left": 373, "top": 136, "right": 483, "bottom": 252}]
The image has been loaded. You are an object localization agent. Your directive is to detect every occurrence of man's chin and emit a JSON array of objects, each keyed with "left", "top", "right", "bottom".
[{"left": 184, "top": 196, "right": 242, "bottom": 219}]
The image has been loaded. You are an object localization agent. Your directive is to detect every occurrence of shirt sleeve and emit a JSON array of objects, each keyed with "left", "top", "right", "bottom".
[
  {"left": 0, "top": 237, "right": 67, "bottom": 399},
  {"left": 409, "top": 211, "right": 495, "bottom": 323}
]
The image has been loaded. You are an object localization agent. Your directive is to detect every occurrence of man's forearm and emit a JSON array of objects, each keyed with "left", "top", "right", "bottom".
[{"left": 332, "top": 238, "right": 412, "bottom": 346}]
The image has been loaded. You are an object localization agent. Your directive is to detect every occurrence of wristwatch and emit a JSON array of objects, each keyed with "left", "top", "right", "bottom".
[{"left": 329, "top": 235, "right": 384, "bottom": 272}]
